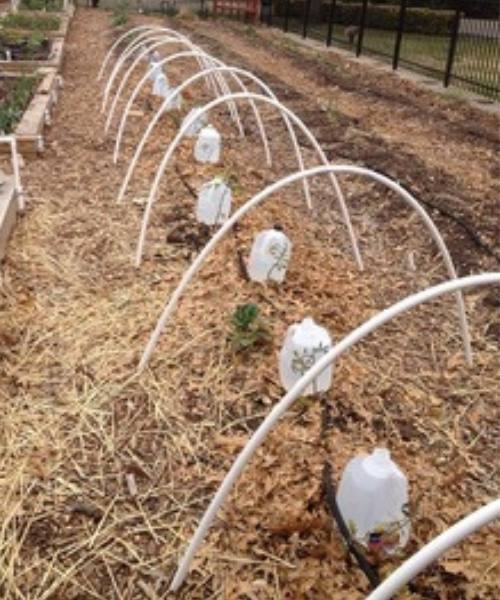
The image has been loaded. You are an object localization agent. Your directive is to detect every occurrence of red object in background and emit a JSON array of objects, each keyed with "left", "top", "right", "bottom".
[{"left": 213, "top": 0, "right": 259, "bottom": 23}]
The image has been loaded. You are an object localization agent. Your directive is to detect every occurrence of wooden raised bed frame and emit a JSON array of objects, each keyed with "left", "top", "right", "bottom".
[
  {"left": 0, "top": 37, "right": 64, "bottom": 73},
  {"left": 0, "top": 69, "right": 61, "bottom": 157}
]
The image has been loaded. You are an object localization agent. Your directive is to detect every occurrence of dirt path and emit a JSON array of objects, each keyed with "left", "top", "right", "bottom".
[
  {"left": 0, "top": 9, "right": 498, "bottom": 600},
  {"left": 173, "top": 18, "right": 500, "bottom": 273}
]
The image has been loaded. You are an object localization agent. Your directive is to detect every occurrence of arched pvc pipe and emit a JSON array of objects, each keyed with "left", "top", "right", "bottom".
[
  {"left": 138, "top": 165, "right": 472, "bottom": 371},
  {"left": 102, "top": 30, "right": 196, "bottom": 113},
  {"left": 168, "top": 272, "right": 499, "bottom": 591},
  {"left": 134, "top": 92, "right": 363, "bottom": 272},
  {"left": 103, "top": 33, "right": 245, "bottom": 141},
  {"left": 104, "top": 38, "right": 243, "bottom": 141},
  {"left": 101, "top": 27, "right": 241, "bottom": 132},
  {"left": 111, "top": 51, "right": 249, "bottom": 160},
  {"left": 105, "top": 35, "right": 182, "bottom": 132},
  {"left": 366, "top": 498, "right": 500, "bottom": 600},
  {"left": 107, "top": 51, "right": 272, "bottom": 173},
  {"left": 99, "top": 25, "right": 219, "bottom": 102},
  {"left": 97, "top": 24, "right": 189, "bottom": 82},
  {"left": 114, "top": 64, "right": 308, "bottom": 207}
]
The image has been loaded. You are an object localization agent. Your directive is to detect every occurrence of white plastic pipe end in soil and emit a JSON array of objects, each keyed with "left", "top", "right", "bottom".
[
  {"left": 0, "top": 135, "right": 23, "bottom": 210},
  {"left": 134, "top": 92, "right": 363, "bottom": 272},
  {"left": 366, "top": 498, "right": 500, "bottom": 600},
  {"left": 168, "top": 272, "right": 500, "bottom": 592},
  {"left": 138, "top": 165, "right": 472, "bottom": 372}
]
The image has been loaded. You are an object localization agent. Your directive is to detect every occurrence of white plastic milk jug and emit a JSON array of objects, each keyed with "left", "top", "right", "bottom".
[
  {"left": 279, "top": 317, "right": 332, "bottom": 395},
  {"left": 148, "top": 52, "right": 163, "bottom": 81},
  {"left": 194, "top": 124, "right": 221, "bottom": 164},
  {"left": 152, "top": 72, "right": 170, "bottom": 98},
  {"left": 247, "top": 227, "right": 292, "bottom": 283},
  {"left": 182, "top": 107, "right": 208, "bottom": 138},
  {"left": 195, "top": 178, "right": 232, "bottom": 226},
  {"left": 163, "top": 87, "right": 182, "bottom": 111},
  {"left": 336, "top": 448, "right": 410, "bottom": 555}
]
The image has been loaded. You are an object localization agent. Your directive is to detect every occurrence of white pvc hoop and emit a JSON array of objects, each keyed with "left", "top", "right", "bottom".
[
  {"left": 134, "top": 91, "right": 363, "bottom": 271},
  {"left": 108, "top": 52, "right": 272, "bottom": 174},
  {"left": 168, "top": 272, "right": 500, "bottom": 591},
  {"left": 138, "top": 164, "right": 472, "bottom": 371},
  {"left": 105, "top": 35, "right": 182, "bottom": 132},
  {"left": 366, "top": 499, "right": 500, "bottom": 600},
  {"left": 102, "top": 31, "right": 194, "bottom": 113},
  {"left": 114, "top": 63, "right": 309, "bottom": 207},
  {"left": 103, "top": 36, "right": 242, "bottom": 139},
  {"left": 101, "top": 28, "right": 243, "bottom": 135},
  {"left": 97, "top": 24, "right": 189, "bottom": 82},
  {"left": 100, "top": 26, "right": 238, "bottom": 128}
]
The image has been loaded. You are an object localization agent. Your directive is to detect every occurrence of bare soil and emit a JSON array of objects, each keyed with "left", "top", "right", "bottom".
[
  {"left": 0, "top": 8, "right": 498, "bottom": 600},
  {"left": 174, "top": 18, "right": 500, "bottom": 274}
]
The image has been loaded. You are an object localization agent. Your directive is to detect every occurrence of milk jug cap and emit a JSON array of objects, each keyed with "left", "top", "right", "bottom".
[
  {"left": 363, "top": 448, "right": 399, "bottom": 478},
  {"left": 294, "top": 317, "right": 328, "bottom": 346},
  {"left": 203, "top": 124, "right": 219, "bottom": 138}
]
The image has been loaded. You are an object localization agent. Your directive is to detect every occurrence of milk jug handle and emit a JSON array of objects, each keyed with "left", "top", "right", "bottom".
[
  {"left": 263, "top": 232, "right": 284, "bottom": 255},
  {"left": 284, "top": 324, "right": 299, "bottom": 344}
]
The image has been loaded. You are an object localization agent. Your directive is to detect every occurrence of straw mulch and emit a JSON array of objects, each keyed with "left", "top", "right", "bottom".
[{"left": 0, "top": 8, "right": 498, "bottom": 599}]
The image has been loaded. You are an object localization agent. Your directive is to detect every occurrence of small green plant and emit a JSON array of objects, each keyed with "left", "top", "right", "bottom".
[
  {"left": 229, "top": 303, "right": 271, "bottom": 352},
  {"left": 1, "top": 13, "right": 61, "bottom": 31},
  {"left": 0, "top": 75, "right": 37, "bottom": 134},
  {"left": 20, "top": 0, "right": 63, "bottom": 11},
  {"left": 112, "top": 0, "right": 130, "bottom": 27},
  {"left": 164, "top": 5, "right": 179, "bottom": 17}
]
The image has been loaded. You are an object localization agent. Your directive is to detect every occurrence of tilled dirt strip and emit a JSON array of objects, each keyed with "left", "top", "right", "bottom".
[{"left": 171, "top": 18, "right": 500, "bottom": 273}]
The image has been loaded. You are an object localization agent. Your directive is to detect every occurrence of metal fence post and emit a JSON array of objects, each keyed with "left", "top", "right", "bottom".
[
  {"left": 326, "top": 0, "right": 337, "bottom": 47},
  {"left": 444, "top": 1, "right": 461, "bottom": 87},
  {"left": 303, "top": 0, "right": 312, "bottom": 39},
  {"left": 267, "top": 0, "right": 273, "bottom": 26},
  {"left": 284, "top": 0, "right": 291, "bottom": 32},
  {"left": 357, "top": 0, "right": 368, "bottom": 57},
  {"left": 392, "top": 0, "right": 407, "bottom": 69}
]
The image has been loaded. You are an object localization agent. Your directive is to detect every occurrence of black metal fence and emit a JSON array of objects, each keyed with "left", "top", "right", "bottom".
[{"left": 244, "top": 0, "right": 500, "bottom": 100}]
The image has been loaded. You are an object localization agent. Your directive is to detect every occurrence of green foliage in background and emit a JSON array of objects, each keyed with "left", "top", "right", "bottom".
[
  {"left": 0, "top": 76, "right": 37, "bottom": 134},
  {"left": 275, "top": 1, "right": 455, "bottom": 35},
  {"left": 21, "top": 0, "right": 63, "bottom": 12},
  {"left": 112, "top": 0, "right": 130, "bottom": 27},
  {"left": 1, "top": 13, "right": 61, "bottom": 31},
  {"left": 0, "top": 29, "right": 46, "bottom": 56}
]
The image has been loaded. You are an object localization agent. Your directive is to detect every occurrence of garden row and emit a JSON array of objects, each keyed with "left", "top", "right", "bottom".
[
  {"left": 97, "top": 19, "right": 499, "bottom": 597},
  {"left": 0, "top": 0, "right": 73, "bottom": 259}
]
